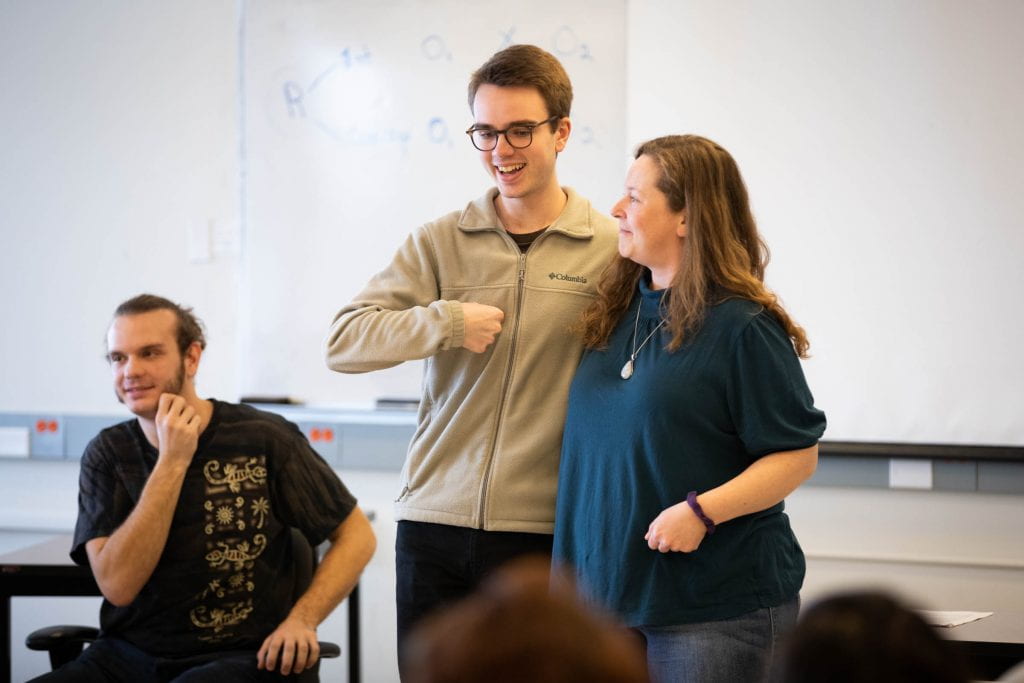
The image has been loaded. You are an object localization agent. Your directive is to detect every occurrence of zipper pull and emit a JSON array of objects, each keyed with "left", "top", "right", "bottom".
[{"left": 394, "top": 485, "right": 410, "bottom": 502}]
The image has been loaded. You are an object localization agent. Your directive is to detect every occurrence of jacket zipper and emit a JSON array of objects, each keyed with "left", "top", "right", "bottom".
[{"left": 476, "top": 247, "right": 529, "bottom": 527}]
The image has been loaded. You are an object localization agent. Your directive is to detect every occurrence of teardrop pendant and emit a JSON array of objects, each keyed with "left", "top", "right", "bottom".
[{"left": 620, "top": 359, "right": 634, "bottom": 380}]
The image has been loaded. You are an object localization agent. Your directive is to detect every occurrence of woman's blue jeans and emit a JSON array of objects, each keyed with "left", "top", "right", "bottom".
[{"left": 635, "top": 597, "right": 800, "bottom": 683}]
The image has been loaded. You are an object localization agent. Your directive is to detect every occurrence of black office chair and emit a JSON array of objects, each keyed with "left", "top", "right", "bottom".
[{"left": 26, "top": 528, "right": 341, "bottom": 680}]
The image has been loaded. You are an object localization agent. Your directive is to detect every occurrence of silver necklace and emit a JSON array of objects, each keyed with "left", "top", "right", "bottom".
[{"left": 620, "top": 303, "right": 667, "bottom": 380}]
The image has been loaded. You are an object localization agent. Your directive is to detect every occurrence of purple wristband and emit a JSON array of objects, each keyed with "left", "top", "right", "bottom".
[{"left": 686, "top": 491, "right": 715, "bottom": 535}]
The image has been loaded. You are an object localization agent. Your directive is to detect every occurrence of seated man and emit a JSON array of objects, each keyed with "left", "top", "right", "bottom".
[{"left": 32, "top": 294, "right": 376, "bottom": 682}]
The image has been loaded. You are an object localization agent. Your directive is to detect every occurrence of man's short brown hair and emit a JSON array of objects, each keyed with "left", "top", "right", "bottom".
[
  {"left": 113, "top": 293, "right": 206, "bottom": 355},
  {"left": 468, "top": 44, "right": 573, "bottom": 128}
]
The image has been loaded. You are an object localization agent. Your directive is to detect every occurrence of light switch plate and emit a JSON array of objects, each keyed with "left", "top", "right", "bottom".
[
  {"left": 889, "top": 458, "right": 933, "bottom": 489},
  {"left": 0, "top": 426, "right": 31, "bottom": 458}
]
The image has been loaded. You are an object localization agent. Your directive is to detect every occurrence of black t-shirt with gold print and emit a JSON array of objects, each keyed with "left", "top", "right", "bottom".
[{"left": 72, "top": 400, "right": 357, "bottom": 657}]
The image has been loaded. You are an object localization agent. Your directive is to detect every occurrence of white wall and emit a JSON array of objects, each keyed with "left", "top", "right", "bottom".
[
  {"left": 789, "top": 486, "right": 1024, "bottom": 611},
  {"left": 0, "top": 0, "right": 241, "bottom": 413},
  {"left": 626, "top": 0, "right": 1024, "bottom": 446}
]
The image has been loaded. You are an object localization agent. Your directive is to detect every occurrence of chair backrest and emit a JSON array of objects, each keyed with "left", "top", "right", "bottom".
[
  {"left": 287, "top": 527, "right": 332, "bottom": 683},
  {"left": 289, "top": 526, "right": 317, "bottom": 600}
]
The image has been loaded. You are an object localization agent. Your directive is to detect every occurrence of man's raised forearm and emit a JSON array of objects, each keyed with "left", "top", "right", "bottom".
[{"left": 85, "top": 457, "right": 190, "bottom": 606}]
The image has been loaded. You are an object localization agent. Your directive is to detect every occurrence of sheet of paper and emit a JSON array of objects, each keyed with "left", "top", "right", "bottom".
[{"left": 918, "top": 610, "right": 993, "bottom": 627}]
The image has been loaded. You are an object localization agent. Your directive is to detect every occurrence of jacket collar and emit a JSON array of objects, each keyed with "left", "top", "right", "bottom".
[{"left": 457, "top": 187, "right": 595, "bottom": 239}]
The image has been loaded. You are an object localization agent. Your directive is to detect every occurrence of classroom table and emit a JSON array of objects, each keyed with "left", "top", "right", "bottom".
[
  {"left": 0, "top": 535, "right": 98, "bottom": 681},
  {"left": 942, "top": 610, "right": 1024, "bottom": 680},
  {"left": 0, "top": 534, "right": 363, "bottom": 683}
]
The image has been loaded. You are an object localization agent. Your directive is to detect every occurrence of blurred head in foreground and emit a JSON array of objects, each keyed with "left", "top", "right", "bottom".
[
  {"left": 770, "top": 590, "right": 971, "bottom": 683},
  {"left": 402, "top": 556, "right": 648, "bottom": 683}
]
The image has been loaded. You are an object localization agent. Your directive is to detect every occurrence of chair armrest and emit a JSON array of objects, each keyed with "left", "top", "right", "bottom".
[
  {"left": 26, "top": 625, "right": 100, "bottom": 651},
  {"left": 27, "top": 627, "right": 339, "bottom": 667},
  {"left": 27, "top": 625, "right": 101, "bottom": 670}
]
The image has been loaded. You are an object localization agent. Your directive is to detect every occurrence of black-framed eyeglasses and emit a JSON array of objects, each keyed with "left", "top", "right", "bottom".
[{"left": 465, "top": 116, "right": 560, "bottom": 151}]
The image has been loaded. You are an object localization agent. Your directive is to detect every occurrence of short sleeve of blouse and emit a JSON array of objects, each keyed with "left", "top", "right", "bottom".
[
  {"left": 268, "top": 421, "right": 358, "bottom": 546},
  {"left": 727, "top": 310, "right": 826, "bottom": 457}
]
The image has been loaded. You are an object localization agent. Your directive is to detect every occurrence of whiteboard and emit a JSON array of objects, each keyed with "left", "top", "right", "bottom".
[
  {"left": 240, "top": 0, "right": 627, "bottom": 407},
  {"left": 627, "top": 0, "right": 1024, "bottom": 446}
]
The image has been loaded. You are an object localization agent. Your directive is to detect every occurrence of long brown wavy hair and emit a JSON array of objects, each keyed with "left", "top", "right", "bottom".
[{"left": 578, "top": 135, "right": 810, "bottom": 357}]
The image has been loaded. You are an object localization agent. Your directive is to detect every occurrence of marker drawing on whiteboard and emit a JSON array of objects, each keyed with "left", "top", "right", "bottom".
[
  {"left": 428, "top": 117, "right": 453, "bottom": 149},
  {"left": 308, "top": 45, "right": 372, "bottom": 94},
  {"left": 283, "top": 82, "right": 305, "bottom": 118},
  {"left": 552, "top": 26, "right": 594, "bottom": 61},
  {"left": 421, "top": 35, "right": 452, "bottom": 61},
  {"left": 309, "top": 119, "right": 412, "bottom": 152},
  {"left": 499, "top": 27, "right": 517, "bottom": 48},
  {"left": 307, "top": 62, "right": 342, "bottom": 95},
  {"left": 339, "top": 45, "right": 372, "bottom": 68},
  {"left": 579, "top": 125, "right": 599, "bottom": 148}
]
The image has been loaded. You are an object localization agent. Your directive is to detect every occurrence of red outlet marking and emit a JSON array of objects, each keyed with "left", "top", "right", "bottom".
[
  {"left": 323, "top": 428, "right": 334, "bottom": 442},
  {"left": 310, "top": 428, "right": 321, "bottom": 441}
]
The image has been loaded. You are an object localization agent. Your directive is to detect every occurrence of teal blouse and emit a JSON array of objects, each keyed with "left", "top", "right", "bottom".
[{"left": 553, "top": 279, "right": 826, "bottom": 626}]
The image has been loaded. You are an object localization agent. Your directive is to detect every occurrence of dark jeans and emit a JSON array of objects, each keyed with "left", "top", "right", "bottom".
[
  {"left": 27, "top": 636, "right": 292, "bottom": 683},
  {"left": 635, "top": 597, "right": 801, "bottom": 683},
  {"left": 395, "top": 520, "right": 553, "bottom": 676}
]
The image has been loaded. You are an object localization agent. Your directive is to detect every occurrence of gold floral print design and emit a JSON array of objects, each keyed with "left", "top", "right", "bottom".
[
  {"left": 203, "top": 458, "right": 267, "bottom": 493},
  {"left": 198, "top": 578, "right": 225, "bottom": 600},
  {"left": 191, "top": 601, "right": 255, "bottom": 634},
  {"left": 228, "top": 573, "right": 254, "bottom": 592},
  {"left": 215, "top": 506, "right": 234, "bottom": 525},
  {"left": 205, "top": 535, "right": 267, "bottom": 571},
  {"left": 251, "top": 497, "right": 269, "bottom": 529},
  {"left": 192, "top": 453, "right": 274, "bottom": 641}
]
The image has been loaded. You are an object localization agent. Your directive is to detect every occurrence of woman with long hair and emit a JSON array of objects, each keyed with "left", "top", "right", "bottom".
[{"left": 553, "top": 135, "right": 826, "bottom": 683}]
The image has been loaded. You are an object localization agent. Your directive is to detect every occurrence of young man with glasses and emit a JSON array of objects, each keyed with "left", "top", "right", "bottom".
[{"left": 324, "top": 44, "right": 616, "bottom": 671}]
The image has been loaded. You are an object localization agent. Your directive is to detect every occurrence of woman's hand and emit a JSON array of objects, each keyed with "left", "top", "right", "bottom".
[{"left": 645, "top": 501, "right": 707, "bottom": 553}]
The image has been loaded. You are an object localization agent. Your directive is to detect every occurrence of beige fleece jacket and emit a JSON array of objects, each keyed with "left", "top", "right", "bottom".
[{"left": 325, "top": 187, "right": 617, "bottom": 533}]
